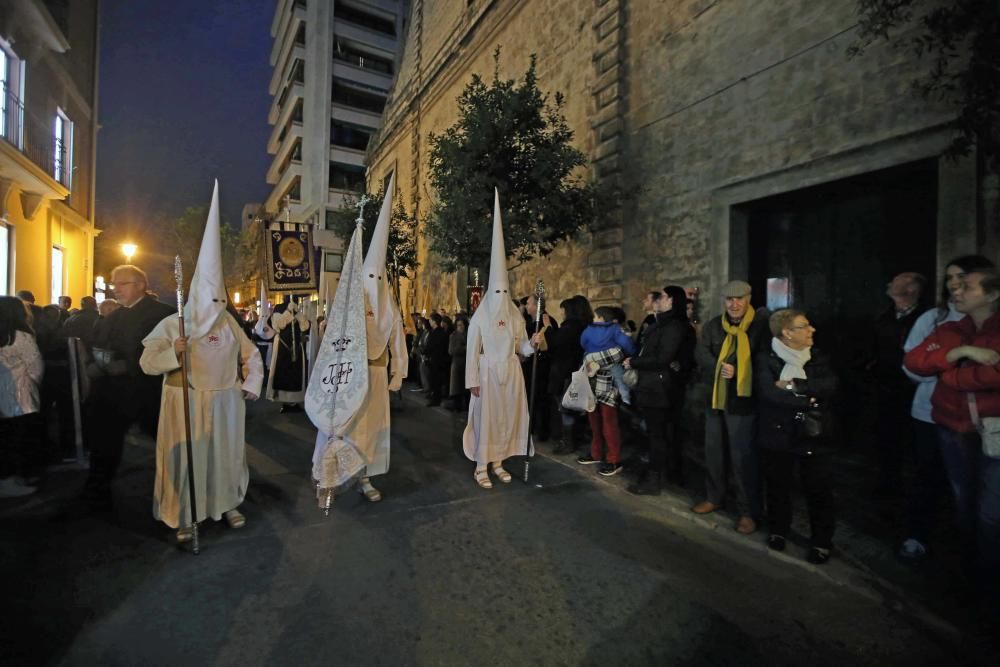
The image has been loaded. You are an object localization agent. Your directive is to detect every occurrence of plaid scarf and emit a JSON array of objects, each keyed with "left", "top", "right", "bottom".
[{"left": 585, "top": 347, "right": 625, "bottom": 407}]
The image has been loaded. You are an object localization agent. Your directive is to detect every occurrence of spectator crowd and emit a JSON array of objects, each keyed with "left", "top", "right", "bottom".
[{"left": 3, "top": 254, "right": 999, "bottom": 610}]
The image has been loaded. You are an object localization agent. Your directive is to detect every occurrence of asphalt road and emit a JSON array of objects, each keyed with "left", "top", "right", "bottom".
[{"left": 0, "top": 394, "right": 991, "bottom": 666}]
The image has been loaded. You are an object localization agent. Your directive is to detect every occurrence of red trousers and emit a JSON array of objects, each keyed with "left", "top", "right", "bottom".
[{"left": 588, "top": 403, "right": 621, "bottom": 464}]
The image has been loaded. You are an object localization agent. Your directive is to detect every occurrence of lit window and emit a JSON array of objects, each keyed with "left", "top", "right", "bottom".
[
  {"left": 0, "top": 223, "right": 10, "bottom": 296},
  {"left": 54, "top": 108, "right": 73, "bottom": 187},
  {"left": 51, "top": 246, "right": 64, "bottom": 304},
  {"left": 1, "top": 38, "right": 25, "bottom": 147}
]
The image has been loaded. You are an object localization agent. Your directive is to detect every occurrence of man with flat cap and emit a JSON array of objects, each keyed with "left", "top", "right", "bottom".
[{"left": 692, "top": 280, "right": 770, "bottom": 534}]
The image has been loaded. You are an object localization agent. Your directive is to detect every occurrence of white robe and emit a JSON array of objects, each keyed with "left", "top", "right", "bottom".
[
  {"left": 312, "top": 314, "right": 407, "bottom": 479},
  {"left": 462, "top": 314, "right": 535, "bottom": 465},
  {"left": 141, "top": 313, "right": 264, "bottom": 528}
]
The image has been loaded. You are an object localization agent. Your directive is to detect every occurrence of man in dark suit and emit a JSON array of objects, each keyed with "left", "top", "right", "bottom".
[
  {"left": 424, "top": 313, "right": 450, "bottom": 406},
  {"left": 82, "top": 265, "right": 175, "bottom": 510}
]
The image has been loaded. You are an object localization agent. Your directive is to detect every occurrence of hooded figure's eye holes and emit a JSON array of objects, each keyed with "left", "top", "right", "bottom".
[
  {"left": 369, "top": 274, "right": 374, "bottom": 278},
  {"left": 495, "top": 290, "right": 500, "bottom": 293}
]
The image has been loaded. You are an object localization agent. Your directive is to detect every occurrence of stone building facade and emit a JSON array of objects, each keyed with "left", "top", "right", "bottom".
[{"left": 368, "top": 0, "right": 991, "bottom": 324}]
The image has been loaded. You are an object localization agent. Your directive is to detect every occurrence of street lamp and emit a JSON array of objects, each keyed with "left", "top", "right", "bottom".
[
  {"left": 121, "top": 243, "right": 137, "bottom": 262},
  {"left": 233, "top": 291, "right": 241, "bottom": 305}
]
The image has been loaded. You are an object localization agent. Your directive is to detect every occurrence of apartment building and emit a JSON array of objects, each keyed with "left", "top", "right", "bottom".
[
  {"left": 265, "top": 0, "right": 404, "bottom": 295},
  {"left": 0, "top": 0, "right": 99, "bottom": 303}
]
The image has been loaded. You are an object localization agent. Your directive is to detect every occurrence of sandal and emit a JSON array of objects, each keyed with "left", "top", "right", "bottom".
[
  {"left": 491, "top": 462, "right": 512, "bottom": 484},
  {"left": 474, "top": 468, "right": 493, "bottom": 489},
  {"left": 358, "top": 477, "right": 382, "bottom": 503},
  {"left": 176, "top": 526, "right": 194, "bottom": 543},
  {"left": 224, "top": 509, "right": 246, "bottom": 529}
]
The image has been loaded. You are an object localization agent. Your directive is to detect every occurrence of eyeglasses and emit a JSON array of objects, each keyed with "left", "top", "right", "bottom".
[
  {"left": 113, "top": 281, "right": 139, "bottom": 287},
  {"left": 789, "top": 323, "right": 812, "bottom": 330}
]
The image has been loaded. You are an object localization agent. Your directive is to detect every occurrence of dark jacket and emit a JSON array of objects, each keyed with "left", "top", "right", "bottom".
[
  {"left": 755, "top": 347, "right": 838, "bottom": 453},
  {"left": 523, "top": 311, "right": 558, "bottom": 390},
  {"left": 548, "top": 318, "right": 586, "bottom": 395},
  {"left": 695, "top": 308, "right": 771, "bottom": 415},
  {"left": 95, "top": 295, "right": 175, "bottom": 433},
  {"left": 873, "top": 305, "right": 921, "bottom": 399},
  {"left": 62, "top": 308, "right": 100, "bottom": 349},
  {"left": 630, "top": 313, "right": 695, "bottom": 408},
  {"left": 425, "top": 326, "right": 450, "bottom": 369}
]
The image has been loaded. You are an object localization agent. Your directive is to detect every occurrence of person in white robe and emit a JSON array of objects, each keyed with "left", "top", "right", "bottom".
[
  {"left": 140, "top": 181, "right": 264, "bottom": 542},
  {"left": 463, "top": 189, "right": 534, "bottom": 489},
  {"left": 311, "top": 175, "right": 407, "bottom": 503}
]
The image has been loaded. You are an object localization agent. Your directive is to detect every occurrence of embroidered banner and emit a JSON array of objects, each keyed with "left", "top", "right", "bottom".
[{"left": 264, "top": 225, "right": 317, "bottom": 292}]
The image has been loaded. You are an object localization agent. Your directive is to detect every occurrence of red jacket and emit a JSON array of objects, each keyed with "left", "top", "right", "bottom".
[{"left": 903, "top": 312, "right": 1000, "bottom": 433}]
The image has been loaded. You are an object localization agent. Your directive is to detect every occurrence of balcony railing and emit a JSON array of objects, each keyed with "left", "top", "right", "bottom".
[{"left": 1, "top": 82, "right": 61, "bottom": 181}]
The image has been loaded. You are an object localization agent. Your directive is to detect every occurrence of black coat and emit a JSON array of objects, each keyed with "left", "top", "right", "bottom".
[
  {"left": 425, "top": 326, "right": 450, "bottom": 370},
  {"left": 98, "top": 295, "right": 175, "bottom": 433},
  {"left": 547, "top": 317, "right": 586, "bottom": 395},
  {"left": 629, "top": 313, "right": 695, "bottom": 408},
  {"left": 695, "top": 309, "right": 771, "bottom": 415},
  {"left": 754, "top": 347, "right": 838, "bottom": 453},
  {"left": 62, "top": 308, "right": 100, "bottom": 349}
]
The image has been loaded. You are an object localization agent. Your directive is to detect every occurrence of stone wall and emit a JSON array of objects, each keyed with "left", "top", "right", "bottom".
[{"left": 370, "top": 0, "right": 977, "bottom": 321}]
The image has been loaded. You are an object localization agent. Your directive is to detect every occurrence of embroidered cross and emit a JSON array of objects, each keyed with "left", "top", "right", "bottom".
[
  {"left": 331, "top": 337, "right": 352, "bottom": 352},
  {"left": 498, "top": 320, "right": 505, "bottom": 327},
  {"left": 367, "top": 309, "right": 374, "bottom": 317},
  {"left": 207, "top": 334, "right": 220, "bottom": 344}
]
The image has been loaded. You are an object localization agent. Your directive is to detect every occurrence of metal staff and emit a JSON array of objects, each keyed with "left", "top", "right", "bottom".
[
  {"left": 174, "top": 256, "right": 201, "bottom": 554},
  {"left": 524, "top": 279, "right": 545, "bottom": 483}
]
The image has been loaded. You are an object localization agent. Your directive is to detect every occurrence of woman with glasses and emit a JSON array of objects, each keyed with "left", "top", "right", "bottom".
[{"left": 755, "top": 309, "right": 838, "bottom": 564}]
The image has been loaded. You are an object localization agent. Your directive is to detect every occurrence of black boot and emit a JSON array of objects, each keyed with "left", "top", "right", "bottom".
[{"left": 627, "top": 470, "right": 662, "bottom": 495}]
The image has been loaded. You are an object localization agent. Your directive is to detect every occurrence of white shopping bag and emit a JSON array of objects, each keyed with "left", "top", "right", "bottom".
[{"left": 562, "top": 365, "right": 597, "bottom": 413}]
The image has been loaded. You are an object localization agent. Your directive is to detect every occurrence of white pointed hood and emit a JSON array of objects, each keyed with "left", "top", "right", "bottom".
[
  {"left": 185, "top": 180, "right": 227, "bottom": 340},
  {"left": 469, "top": 189, "right": 521, "bottom": 381},
  {"left": 362, "top": 173, "right": 400, "bottom": 359}
]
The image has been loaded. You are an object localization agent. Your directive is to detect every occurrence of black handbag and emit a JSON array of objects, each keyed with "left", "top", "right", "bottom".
[{"left": 794, "top": 402, "right": 825, "bottom": 439}]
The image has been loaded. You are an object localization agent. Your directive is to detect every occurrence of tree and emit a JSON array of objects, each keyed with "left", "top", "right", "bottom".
[
  {"left": 425, "top": 49, "right": 610, "bottom": 274},
  {"left": 328, "top": 189, "right": 419, "bottom": 299},
  {"left": 155, "top": 206, "right": 250, "bottom": 295},
  {"left": 849, "top": 0, "right": 1000, "bottom": 164}
]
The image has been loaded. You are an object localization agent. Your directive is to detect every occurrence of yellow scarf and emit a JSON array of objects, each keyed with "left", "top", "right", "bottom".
[{"left": 711, "top": 305, "right": 755, "bottom": 410}]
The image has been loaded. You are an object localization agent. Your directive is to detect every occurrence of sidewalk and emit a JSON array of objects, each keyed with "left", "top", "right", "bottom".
[{"left": 403, "top": 385, "right": 988, "bottom": 642}]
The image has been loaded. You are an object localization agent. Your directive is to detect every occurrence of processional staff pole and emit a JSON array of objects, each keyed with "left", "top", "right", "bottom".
[
  {"left": 524, "top": 279, "right": 545, "bottom": 483},
  {"left": 174, "top": 256, "right": 201, "bottom": 554}
]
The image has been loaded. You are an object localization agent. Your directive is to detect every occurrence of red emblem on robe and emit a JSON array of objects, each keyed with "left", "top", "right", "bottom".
[{"left": 497, "top": 320, "right": 505, "bottom": 327}]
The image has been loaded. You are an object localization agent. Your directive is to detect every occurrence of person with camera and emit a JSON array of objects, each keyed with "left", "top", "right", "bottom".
[{"left": 755, "top": 309, "right": 838, "bottom": 564}]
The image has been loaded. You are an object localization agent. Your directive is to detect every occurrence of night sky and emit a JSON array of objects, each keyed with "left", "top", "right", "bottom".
[{"left": 96, "top": 0, "right": 273, "bottom": 239}]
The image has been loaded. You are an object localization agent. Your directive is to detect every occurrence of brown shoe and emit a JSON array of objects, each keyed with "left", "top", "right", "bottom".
[
  {"left": 691, "top": 501, "right": 720, "bottom": 515},
  {"left": 735, "top": 516, "right": 757, "bottom": 535}
]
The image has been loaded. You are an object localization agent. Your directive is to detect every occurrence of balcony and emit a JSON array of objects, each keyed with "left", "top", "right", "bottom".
[
  {"left": 268, "top": 80, "right": 304, "bottom": 126},
  {"left": 267, "top": 133, "right": 303, "bottom": 184},
  {"left": 270, "top": 44, "right": 306, "bottom": 95},
  {"left": 333, "top": 20, "right": 396, "bottom": 55},
  {"left": 268, "top": 100, "right": 304, "bottom": 153},
  {"left": 330, "top": 104, "right": 383, "bottom": 131},
  {"left": 331, "top": 60, "right": 393, "bottom": 92},
  {"left": 0, "top": 83, "right": 69, "bottom": 202},
  {"left": 265, "top": 165, "right": 302, "bottom": 212}
]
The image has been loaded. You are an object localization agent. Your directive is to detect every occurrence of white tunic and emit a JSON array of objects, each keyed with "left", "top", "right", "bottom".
[
  {"left": 462, "top": 313, "right": 534, "bottom": 465},
  {"left": 312, "top": 312, "right": 407, "bottom": 478},
  {"left": 141, "top": 314, "right": 264, "bottom": 528}
]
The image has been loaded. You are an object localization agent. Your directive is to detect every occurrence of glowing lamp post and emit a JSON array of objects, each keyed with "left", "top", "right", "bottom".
[{"left": 121, "top": 243, "right": 138, "bottom": 262}]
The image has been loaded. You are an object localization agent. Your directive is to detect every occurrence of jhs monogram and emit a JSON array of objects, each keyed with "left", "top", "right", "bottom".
[{"left": 321, "top": 361, "right": 354, "bottom": 391}]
